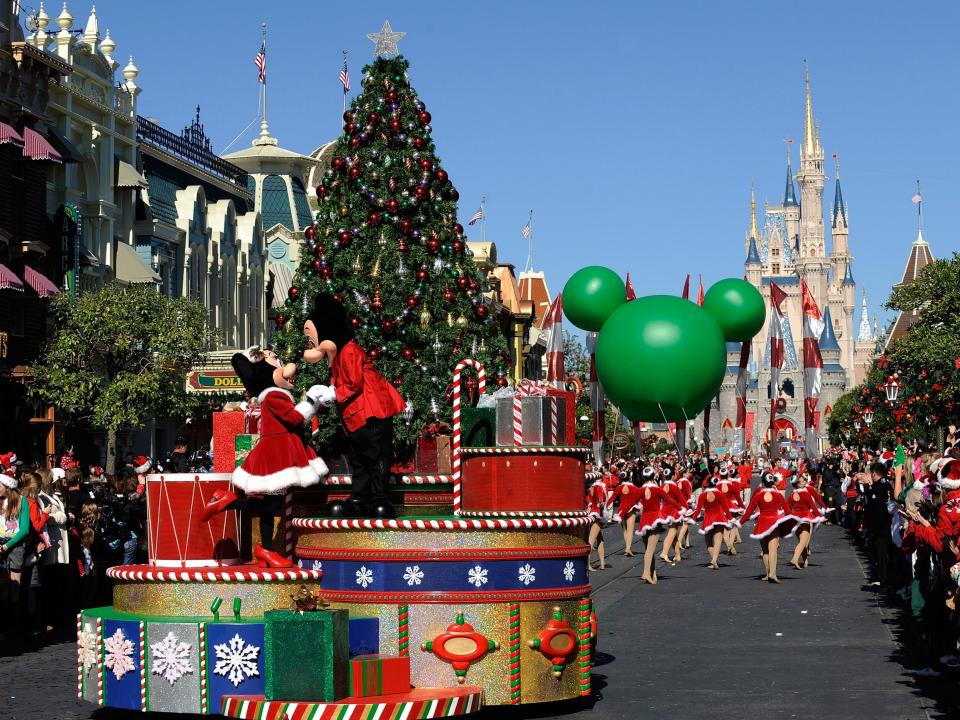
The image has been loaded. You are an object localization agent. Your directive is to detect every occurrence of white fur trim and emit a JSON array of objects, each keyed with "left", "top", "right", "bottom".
[
  {"left": 232, "top": 457, "right": 328, "bottom": 494},
  {"left": 941, "top": 478, "right": 960, "bottom": 490},
  {"left": 0, "top": 474, "right": 16, "bottom": 489},
  {"left": 748, "top": 515, "right": 797, "bottom": 540},
  {"left": 295, "top": 400, "right": 317, "bottom": 422},
  {"left": 697, "top": 519, "right": 737, "bottom": 534},
  {"left": 134, "top": 460, "right": 152, "bottom": 474}
]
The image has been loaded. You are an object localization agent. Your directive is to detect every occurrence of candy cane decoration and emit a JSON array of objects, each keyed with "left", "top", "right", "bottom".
[
  {"left": 96, "top": 617, "right": 104, "bottom": 706},
  {"left": 199, "top": 623, "right": 208, "bottom": 714},
  {"left": 139, "top": 621, "right": 147, "bottom": 711},
  {"left": 283, "top": 491, "right": 295, "bottom": 558},
  {"left": 578, "top": 598, "right": 592, "bottom": 697},
  {"left": 452, "top": 358, "right": 486, "bottom": 515},
  {"left": 512, "top": 395, "right": 523, "bottom": 446},
  {"left": 509, "top": 602, "right": 521, "bottom": 704},
  {"left": 76, "top": 613, "right": 83, "bottom": 699},
  {"left": 550, "top": 398, "right": 559, "bottom": 445},
  {"left": 398, "top": 604, "right": 409, "bottom": 657}
]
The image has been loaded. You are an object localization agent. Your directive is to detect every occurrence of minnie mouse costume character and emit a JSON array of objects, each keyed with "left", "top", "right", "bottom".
[{"left": 303, "top": 293, "right": 406, "bottom": 519}]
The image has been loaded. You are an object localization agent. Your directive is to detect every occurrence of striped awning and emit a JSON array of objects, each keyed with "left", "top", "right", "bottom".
[
  {"left": 22, "top": 127, "right": 62, "bottom": 163},
  {"left": 270, "top": 262, "right": 293, "bottom": 308},
  {"left": 0, "top": 263, "right": 23, "bottom": 291},
  {"left": 24, "top": 266, "right": 59, "bottom": 297},
  {"left": 0, "top": 122, "right": 24, "bottom": 148}
]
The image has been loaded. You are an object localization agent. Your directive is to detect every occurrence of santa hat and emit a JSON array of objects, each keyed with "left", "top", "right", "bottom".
[
  {"left": 0, "top": 473, "right": 16, "bottom": 489},
  {"left": 0, "top": 452, "right": 20, "bottom": 477},
  {"left": 938, "top": 458, "right": 960, "bottom": 490},
  {"left": 89, "top": 466, "right": 104, "bottom": 477},
  {"left": 717, "top": 466, "right": 729, "bottom": 478},
  {"left": 661, "top": 466, "right": 674, "bottom": 480},
  {"left": 51, "top": 467, "right": 66, "bottom": 482},
  {"left": 133, "top": 455, "right": 153, "bottom": 474},
  {"left": 641, "top": 465, "right": 656, "bottom": 480},
  {"left": 761, "top": 472, "right": 778, "bottom": 487}
]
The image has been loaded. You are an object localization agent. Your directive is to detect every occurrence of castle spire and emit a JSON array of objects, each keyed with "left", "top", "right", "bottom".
[
  {"left": 832, "top": 154, "right": 847, "bottom": 227},
  {"left": 749, "top": 183, "right": 761, "bottom": 245},
  {"left": 784, "top": 142, "right": 798, "bottom": 207},
  {"left": 803, "top": 61, "right": 818, "bottom": 156},
  {"left": 857, "top": 289, "right": 873, "bottom": 341}
]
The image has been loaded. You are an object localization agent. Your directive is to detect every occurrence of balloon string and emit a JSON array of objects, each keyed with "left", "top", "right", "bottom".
[{"left": 657, "top": 403, "right": 683, "bottom": 456}]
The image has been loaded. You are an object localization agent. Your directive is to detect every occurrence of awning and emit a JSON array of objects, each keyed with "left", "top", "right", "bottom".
[
  {"left": 23, "top": 266, "right": 59, "bottom": 297},
  {"left": 0, "top": 122, "right": 24, "bottom": 148},
  {"left": 44, "top": 125, "right": 83, "bottom": 164},
  {"left": 270, "top": 262, "right": 293, "bottom": 308},
  {"left": 0, "top": 263, "right": 23, "bottom": 291},
  {"left": 116, "top": 158, "right": 148, "bottom": 188},
  {"left": 115, "top": 242, "right": 160, "bottom": 284},
  {"left": 22, "top": 127, "right": 61, "bottom": 163}
]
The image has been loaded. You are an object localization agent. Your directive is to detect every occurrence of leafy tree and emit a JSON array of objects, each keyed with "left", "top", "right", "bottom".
[
  {"left": 31, "top": 284, "right": 219, "bottom": 473},
  {"left": 271, "top": 54, "right": 509, "bottom": 449}
]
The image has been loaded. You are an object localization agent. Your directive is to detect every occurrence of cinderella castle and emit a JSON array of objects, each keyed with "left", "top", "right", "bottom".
[{"left": 707, "top": 68, "right": 877, "bottom": 455}]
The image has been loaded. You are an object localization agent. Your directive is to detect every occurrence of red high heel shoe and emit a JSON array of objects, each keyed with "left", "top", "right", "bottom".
[
  {"left": 253, "top": 545, "right": 293, "bottom": 568},
  {"left": 201, "top": 489, "right": 238, "bottom": 522}
]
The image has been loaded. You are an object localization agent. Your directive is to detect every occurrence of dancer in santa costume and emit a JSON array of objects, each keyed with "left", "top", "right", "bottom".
[
  {"left": 635, "top": 465, "right": 667, "bottom": 585},
  {"left": 686, "top": 476, "right": 737, "bottom": 570},
  {"left": 740, "top": 472, "right": 796, "bottom": 583},
  {"left": 585, "top": 470, "right": 611, "bottom": 571},
  {"left": 303, "top": 293, "right": 406, "bottom": 518},
  {"left": 607, "top": 465, "right": 642, "bottom": 557},
  {"left": 716, "top": 466, "right": 743, "bottom": 555},
  {"left": 658, "top": 466, "right": 686, "bottom": 565},
  {"left": 203, "top": 346, "right": 328, "bottom": 566},
  {"left": 786, "top": 473, "right": 825, "bottom": 570},
  {"left": 672, "top": 467, "right": 695, "bottom": 558}
]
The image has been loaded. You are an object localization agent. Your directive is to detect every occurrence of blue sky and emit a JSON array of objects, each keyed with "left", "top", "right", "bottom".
[{"left": 66, "top": 1, "right": 958, "bottom": 326}]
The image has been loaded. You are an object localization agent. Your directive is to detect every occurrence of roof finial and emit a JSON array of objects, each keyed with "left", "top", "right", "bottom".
[
  {"left": 783, "top": 138, "right": 798, "bottom": 206},
  {"left": 748, "top": 183, "right": 760, "bottom": 243},
  {"left": 803, "top": 59, "right": 817, "bottom": 156},
  {"left": 912, "top": 180, "right": 926, "bottom": 245},
  {"left": 858, "top": 289, "right": 873, "bottom": 341}
]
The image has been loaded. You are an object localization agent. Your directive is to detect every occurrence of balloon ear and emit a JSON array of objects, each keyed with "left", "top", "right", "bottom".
[
  {"left": 562, "top": 265, "right": 626, "bottom": 331},
  {"left": 701, "top": 278, "right": 766, "bottom": 342}
]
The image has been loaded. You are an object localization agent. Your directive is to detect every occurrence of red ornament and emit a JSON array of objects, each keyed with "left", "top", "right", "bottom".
[
  {"left": 391, "top": 375, "right": 403, "bottom": 387},
  {"left": 350, "top": 317, "right": 361, "bottom": 328},
  {"left": 349, "top": 166, "right": 361, "bottom": 180},
  {"left": 371, "top": 287, "right": 384, "bottom": 312},
  {"left": 316, "top": 185, "right": 329, "bottom": 198},
  {"left": 338, "top": 230, "right": 352, "bottom": 248},
  {"left": 342, "top": 111, "right": 352, "bottom": 123},
  {"left": 398, "top": 238, "right": 409, "bottom": 253},
  {"left": 426, "top": 238, "right": 441, "bottom": 254},
  {"left": 401, "top": 347, "right": 415, "bottom": 361},
  {"left": 416, "top": 268, "right": 429, "bottom": 282},
  {"left": 456, "top": 277, "right": 469, "bottom": 290},
  {"left": 333, "top": 294, "right": 343, "bottom": 303},
  {"left": 474, "top": 304, "right": 488, "bottom": 320},
  {"left": 400, "top": 219, "right": 413, "bottom": 234},
  {"left": 386, "top": 199, "right": 400, "bottom": 214},
  {"left": 469, "top": 278, "right": 480, "bottom": 292},
  {"left": 332, "top": 157, "right": 346, "bottom": 172},
  {"left": 419, "top": 158, "right": 433, "bottom": 172},
  {"left": 274, "top": 313, "right": 286, "bottom": 327},
  {"left": 447, "top": 188, "right": 460, "bottom": 201},
  {"left": 305, "top": 225, "right": 317, "bottom": 240},
  {"left": 310, "top": 259, "right": 322, "bottom": 273},
  {"left": 453, "top": 222, "right": 464, "bottom": 235},
  {"left": 368, "top": 111, "right": 381, "bottom": 125},
  {"left": 418, "top": 110, "right": 432, "bottom": 125},
  {"left": 406, "top": 296, "right": 419, "bottom": 309},
  {"left": 412, "top": 137, "right": 426, "bottom": 149},
  {"left": 345, "top": 122, "right": 356, "bottom": 134},
  {"left": 313, "top": 243, "right": 325, "bottom": 257},
  {"left": 386, "top": 90, "right": 399, "bottom": 104},
  {"left": 390, "top": 117, "right": 401, "bottom": 132},
  {"left": 287, "top": 286, "right": 300, "bottom": 301},
  {"left": 414, "top": 186, "right": 427, "bottom": 201},
  {"left": 381, "top": 319, "right": 397, "bottom": 335},
  {"left": 367, "top": 347, "right": 381, "bottom": 361},
  {"left": 496, "top": 376, "right": 509, "bottom": 388},
  {"left": 443, "top": 285, "right": 455, "bottom": 303},
  {"left": 435, "top": 169, "right": 448, "bottom": 184},
  {"left": 321, "top": 266, "right": 333, "bottom": 279},
  {"left": 451, "top": 240, "right": 464, "bottom": 254},
  {"left": 368, "top": 211, "right": 381, "bottom": 225},
  {"left": 349, "top": 137, "right": 361, "bottom": 149}
]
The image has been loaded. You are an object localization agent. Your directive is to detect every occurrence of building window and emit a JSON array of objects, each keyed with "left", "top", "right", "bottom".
[
  {"left": 291, "top": 177, "right": 313, "bottom": 230},
  {"left": 772, "top": 263, "right": 780, "bottom": 274},
  {"left": 261, "top": 175, "right": 292, "bottom": 230},
  {"left": 772, "top": 247, "right": 779, "bottom": 257}
]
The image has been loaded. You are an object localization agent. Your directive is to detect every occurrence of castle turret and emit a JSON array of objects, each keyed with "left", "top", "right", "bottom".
[
  {"left": 745, "top": 187, "right": 763, "bottom": 285},
  {"left": 783, "top": 145, "right": 800, "bottom": 258}
]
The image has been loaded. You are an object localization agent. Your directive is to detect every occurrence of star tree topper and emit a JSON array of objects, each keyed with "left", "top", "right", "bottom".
[{"left": 367, "top": 20, "right": 406, "bottom": 58}]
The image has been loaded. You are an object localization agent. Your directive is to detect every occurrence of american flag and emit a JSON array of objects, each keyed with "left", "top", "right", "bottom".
[
  {"left": 340, "top": 61, "right": 350, "bottom": 93},
  {"left": 521, "top": 221, "right": 531, "bottom": 238},
  {"left": 468, "top": 206, "right": 483, "bottom": 225},
  {"left": 255, "top": 43, "right": 266, "bottom": 83}
]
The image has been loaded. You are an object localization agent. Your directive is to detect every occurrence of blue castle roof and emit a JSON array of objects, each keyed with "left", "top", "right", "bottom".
[{"left": 819, "top": 306, "right": 841, "bottom": 351}]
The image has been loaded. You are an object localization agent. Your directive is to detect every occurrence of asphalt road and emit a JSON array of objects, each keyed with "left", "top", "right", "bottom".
[{"left": 1, "top": 525, "right": 954, "bottom": 720}]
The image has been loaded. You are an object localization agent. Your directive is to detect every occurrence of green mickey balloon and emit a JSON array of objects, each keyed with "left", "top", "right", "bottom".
[
  {"left": 595, "top": 295, "right": 726, "bottom": 423},
  {"left": 561, "top": 266, "right": 626, "bottom": 332},
  {"left": 701, "top": 278, "right": 765, "bottom": 342}
]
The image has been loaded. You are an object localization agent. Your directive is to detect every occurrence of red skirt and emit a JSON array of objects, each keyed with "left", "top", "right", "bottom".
[{"left": 748, "top": 513, "right": 797, "bottom": 540}]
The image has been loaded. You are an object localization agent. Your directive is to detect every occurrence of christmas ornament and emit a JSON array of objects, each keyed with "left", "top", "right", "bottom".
[
  {"left": 416, "top": 267, "right": 429, "bottom": 282},
  {"left": 426, "top": 237, "right": 441, "bottom": 254},
  {"left": 447, "top": 312, "right": 454, "bottom": 327},
  {"left": 386, "top": 199, "right": 400, "bottom": 214},
  {"left": 367, "top": 20, "right": 406, "bottom": 59},
  {"left": 287, "top": 286, "right": 300, "bottom": 302},
  {"left": 352, "top": 254, "right": 362, "bottom": 272},
  {"left": 368, "top": 347, "right": 381, "bottom": 361},
  {"left": 400, "top": 219, "right": 413, "bottom": 234},
  {"left": 436, "top": 169, "right": 448, "bottom": 184},
  {"left": 338, "top": 230, "right": 352, "bottom": 248},
  {"left": 401, "top": 347, "right": 415, "bottom": 361},
  {"left": 274, "top": 313, "right": 286, "bottom": 328},
  {"left": 419, "top": 158, "right": 433, "bottom": 172},
  {"left": 332, "top": 157, "right": 346, "bottom": 172},
  {"left": 474, "top": 304, "right": 488, "bottom": 320},
  {"left": 419, "top": 307, "right": 432, "bottom": 330},
  {"left": 381, "top": 318, "right": 397, "bottom": 334},
  {"left": 313, "top": 243, "right": 325, "bottom": 257},
  {"left": 368, "top": 211, "right": 382, "bottom": 225},
  {"left": 396, "top": 258, "right": 407, "bottom": 277},
  {"left": 496, "top": 376, "right": 509, "bottom": 388},
  {"left": 377, "top": 231, "right": 388, "bottom": 248},
  {"left": 371, "top": 255, "right": 382, "bottom": 277},
  {"left": 305, "top": 225, "right": 317, "bottom": 240},
  {"left": 443, "top": 285, "right": 455, "bottom": 303},
  {"left": 398, "top": 238, "right": 409, "bottom": 253},
  {"left": 310, "top": 258, "right": 322, "bottom": 273},
  {"left": 406, "top": 296, "right": 419, "bottom": 309},
  {"left": 349, "top": 166, "right": 361, "bottom": 180},
  {"left": 456, "top": 314, "right": 468, "bottom": 326},
  {"left": 371, "top": 287, "right": 384, "bottom": 311},
  {"left": 316, "top": 185, "right": 329, "bottom": 198}
]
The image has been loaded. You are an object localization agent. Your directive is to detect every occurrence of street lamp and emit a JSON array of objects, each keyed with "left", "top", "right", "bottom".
[
  {"left": 863, "top": 407, "right": 874, "bottom": 426},
  {"left": 853, "top": 418, "right": 862, "bottom": 431},
  {"left": 579, "top": 415, "right": 590, "bottom": 423},
  {"left": 885, "top": 376, "right": 900, "bottom": 404}
]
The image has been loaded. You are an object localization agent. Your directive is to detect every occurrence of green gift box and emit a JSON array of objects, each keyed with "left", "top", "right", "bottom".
[
  {"left": 461, "top": 407, "right": 496, "bottom": 448},
  {"left": 264, "top": 608, "right": 349, "bottom": 701},
  {"left": 235, "top": 434, "right": 259, "bottom": 468}
]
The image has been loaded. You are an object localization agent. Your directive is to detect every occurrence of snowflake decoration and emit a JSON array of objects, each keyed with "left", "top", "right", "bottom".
[
  {"left": 150, "top": 631, "right": 193, "bottom": 685},
  {"left": 563, "top": 561, "right": 576, "bottom": 582},
  {"left": 213, "top": 633, "right": 260, "bottom": 687},
  {"left": 355, "top": 565, "right": 374, "bottom": 589},
  {"left": 103, "top": 628, "right": 135, "bottom": 681},
  {"left": 467, "top": 565, "right": 488, "bottom": 588},
  {"left": 312, "top": 559, "right": 323, "bottom": 571},
  {"left": 518, "top": 563, "right": 536, "bottom": 586},
  {"left": 403, "top": 565, "right": 424, "bottom": 586},
  {"left": 78, "top": 628, "right": 98, "bottom": 673}
]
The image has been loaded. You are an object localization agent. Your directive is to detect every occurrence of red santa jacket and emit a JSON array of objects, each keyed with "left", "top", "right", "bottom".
[{"left": 331, "top": 341, "right": 406, "bottom": 433}]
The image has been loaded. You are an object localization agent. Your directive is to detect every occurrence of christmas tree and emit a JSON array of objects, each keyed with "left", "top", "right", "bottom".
[{"left": 273, "top": 38, "right": 510, "bottom": 448}]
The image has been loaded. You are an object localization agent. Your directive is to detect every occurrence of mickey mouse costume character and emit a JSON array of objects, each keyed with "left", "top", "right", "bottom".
[
  {"left": 303, "top": 293, "right": 406, "bottom": 519},
  {"left": 202, "top": 346, "right": 328, "bottom": 566}
]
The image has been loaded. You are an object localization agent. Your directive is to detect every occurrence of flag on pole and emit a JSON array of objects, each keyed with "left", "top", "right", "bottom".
[
  {"left": 255, "top": 43, "right": 266, "bottom": 83},
  {"left": 734, "top": 339, "right": 751, "bottom": 453},
  {"left": 340, "top": 59, "right": 350, "bottom": 93},
  {"left": 697, "top": 275, "right": 705, "bottom": 307},
  {"left": 768, "top": 281, "right": 787, "bottom": 457},
  {"left": 681, "top": 274, "right": 690, "bottom": 300},
  {"left": 911, "top": 191, "right": 922, "bottom": 204},
  {"left": 540, "top": 293, "right": 565, "bottom": 390},
  {"left": 625, "top": 272, "right": 636, "bottom": 301},
  {"left": 586, "top": 332, "right": 605, "bottom": 466},
  {"left": 521, "top": 220, "right": 531, "bottom": 238},
  {"left": 801, "top": 279, "right": 824, "bottom": 457},
  {"left": 468, "top": 206, "right": 484, "bottom": 225}
]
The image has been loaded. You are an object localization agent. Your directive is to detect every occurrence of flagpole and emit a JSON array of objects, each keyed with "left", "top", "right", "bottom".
[
  {"left": 342, "top": 49, "right": 349, "bottom": 115},
  {"left": 524, "top": 210, "right": 533, "bottom": 273},
  {"left": 481, "top": 195, "right": 487, "bottom": 242},
  {"left": 260, "top": 23, "right": 268, "bottom": 138}
]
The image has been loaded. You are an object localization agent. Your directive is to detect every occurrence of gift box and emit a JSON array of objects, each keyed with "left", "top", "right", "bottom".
[
  {"left": 416, "top": 435, "right": 453, "bottom": 474},
  {"left": 234, "top": 434, "right": 259, "bottom": 468},
  {"left": 264, "top": 609, "right": 349, "bottom": 702},
  {"left": 547, "top": 388, "right": 577, "bottom": 443},
  {"left": 348, "top": 655, "right": 411, "bottom": 698},
  {"left": 496, "top": 396, "right": 567, "bottom": 446},
  {"left": 213, "top": 411, "right": 245, "bottom": 473},
  {"left": 461, "top": 407, "right": 496, "bottom": 447},
  {"left": 348, "top": 617, "right": 380, "bottom": 657}
]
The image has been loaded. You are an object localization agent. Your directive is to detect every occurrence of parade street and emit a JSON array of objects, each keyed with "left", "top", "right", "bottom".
[{"left": 0, "top": 524, "right": 952, "bottom": 720}]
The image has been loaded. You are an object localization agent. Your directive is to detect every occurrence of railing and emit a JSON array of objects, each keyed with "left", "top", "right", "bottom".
[{"left": 136, "top": 116, "right": 249, "bottom": 190}]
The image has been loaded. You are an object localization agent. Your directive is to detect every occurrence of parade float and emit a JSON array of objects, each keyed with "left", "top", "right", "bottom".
[{"left": 76, "top": 24, "right": 596, "bottom": 717}]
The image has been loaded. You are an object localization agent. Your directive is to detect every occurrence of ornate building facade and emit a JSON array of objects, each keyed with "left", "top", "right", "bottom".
[{"left": 709, "top": 70, "right": 874, "bottom": 455}]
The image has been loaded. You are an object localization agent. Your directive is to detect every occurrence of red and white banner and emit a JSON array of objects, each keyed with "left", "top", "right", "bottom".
[
  {"left": 768, "top": 281, "right": 787, "bottom": 457},
  {"left": 540, "top": 293, "right": 565, "bottom": 390},
  {"left": 625, "top": 272, "right": 636, "bottom": 301},
  {"left": 801, "top": 279, "right": 824, "bottom": 456}
]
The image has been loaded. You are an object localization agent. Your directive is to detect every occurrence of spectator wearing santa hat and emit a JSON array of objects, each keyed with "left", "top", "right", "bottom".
[{"left": 0, "top": 472, "right": 31, "bottom": 626}]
